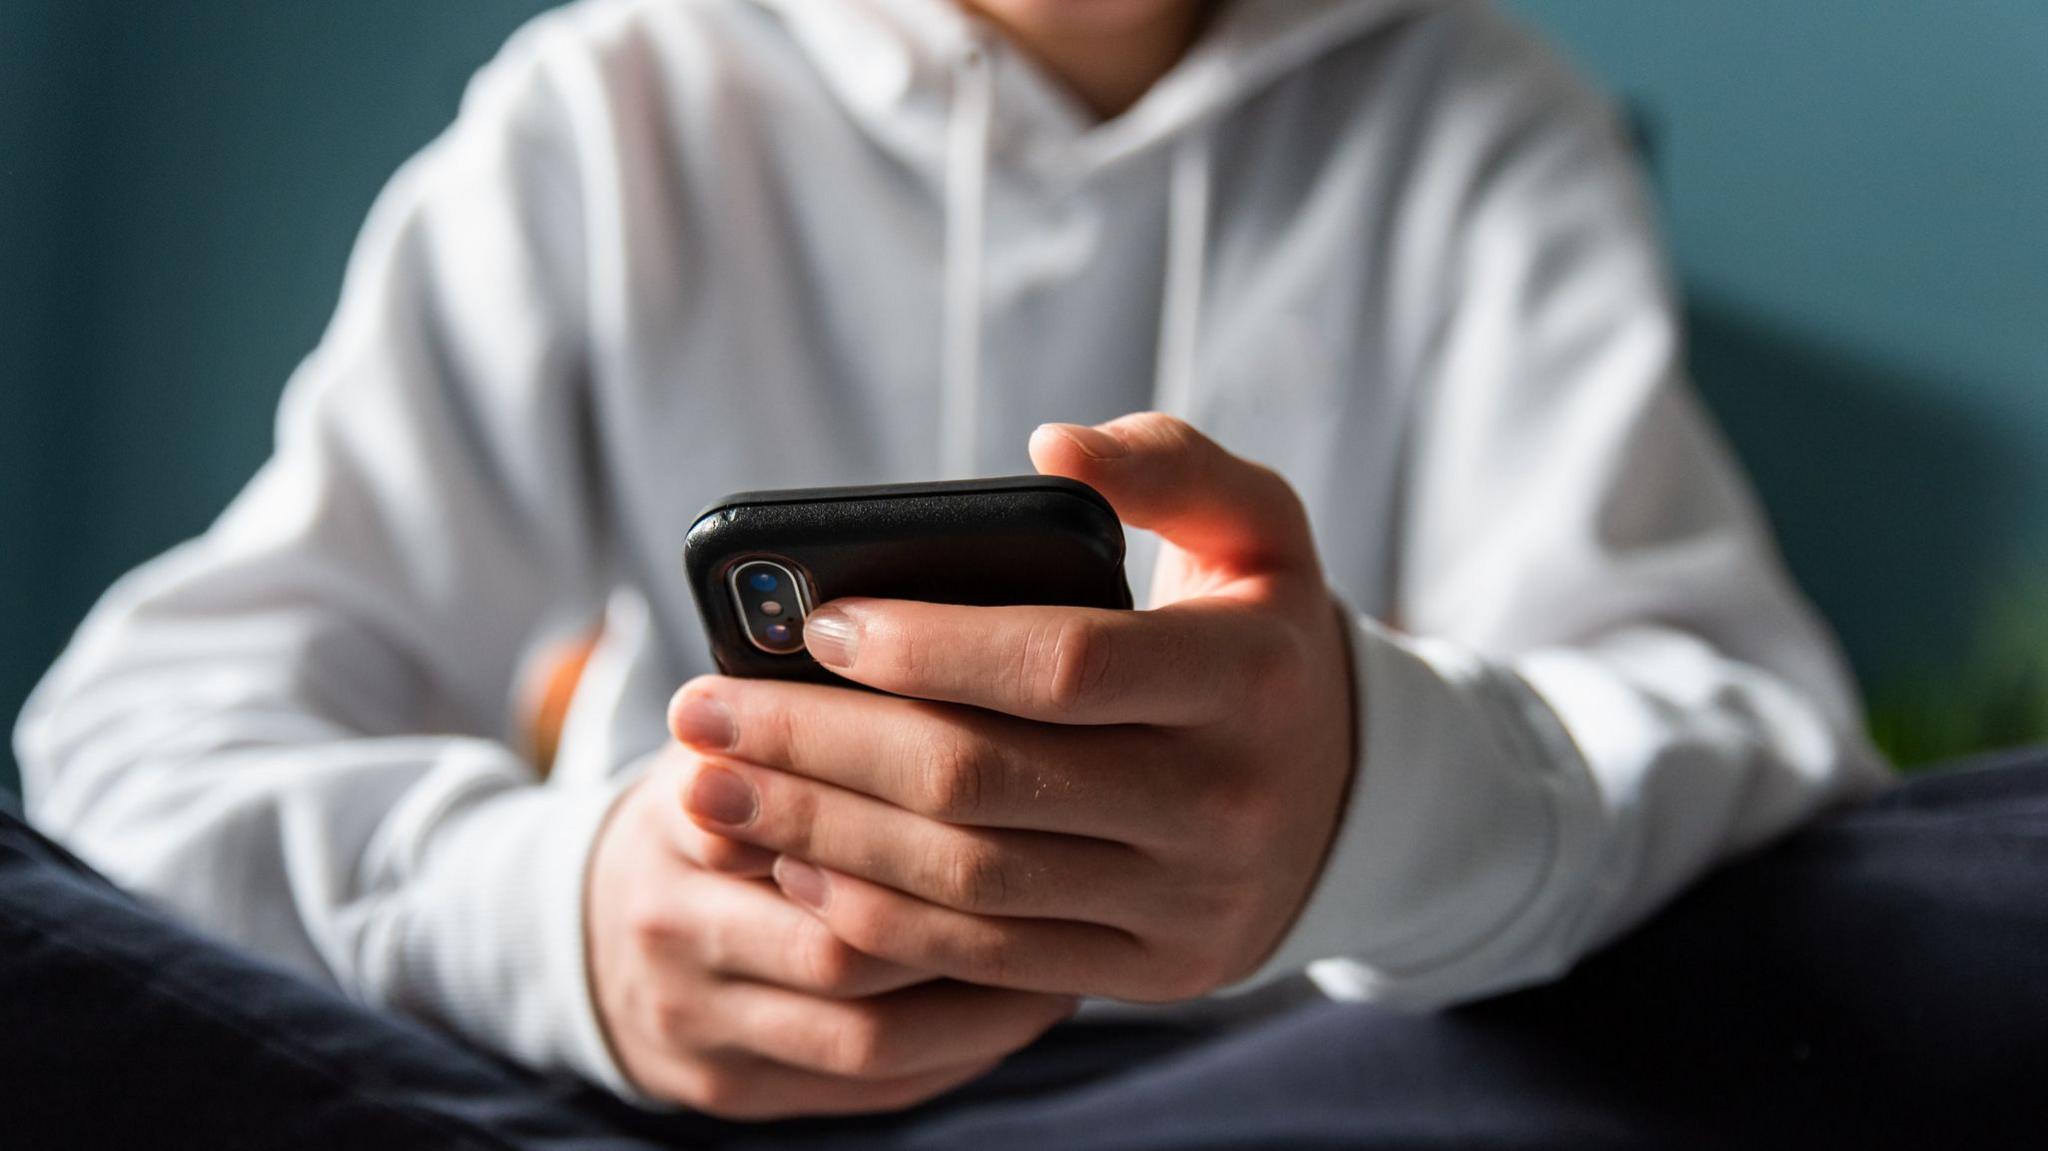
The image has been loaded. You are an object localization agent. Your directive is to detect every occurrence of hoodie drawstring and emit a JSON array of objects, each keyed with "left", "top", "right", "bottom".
[
  {"left": 940, "top": 41, "right": 1213, "bottom": 476},
  {"left": 939, "top": 43, "right": 994, "bottom": 479},
  {"left": 1154, "top": 129, "right": 1213, "bottom": 421}
]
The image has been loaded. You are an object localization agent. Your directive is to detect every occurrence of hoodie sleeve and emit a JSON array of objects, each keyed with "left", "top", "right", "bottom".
[
  {"left": 1240, "top": 31, "right": 1891, "bottom": 1005},
  {"left": 12, "top": 25, "right": 639, "bottom": 1092}
]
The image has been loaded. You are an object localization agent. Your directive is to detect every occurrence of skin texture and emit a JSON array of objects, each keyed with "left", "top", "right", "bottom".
[
  {"left": 960, "top": 0, "right": 1218, "bottom": 117},
  {"left": 583, "top": 412, "right": 1360, "bottom": 1114}
]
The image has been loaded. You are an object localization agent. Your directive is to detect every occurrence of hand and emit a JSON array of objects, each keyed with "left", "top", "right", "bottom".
[
  {"left": 668, "top": 413, "right": 1357, "bottom": 1002},
  {"left": 585, "top": 744, "right": 1078, "bottom": 1117}
]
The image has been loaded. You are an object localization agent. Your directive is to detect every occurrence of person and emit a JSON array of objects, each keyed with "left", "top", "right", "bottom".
[{"left": 14, "top": 0, "right": 1893, "bottom": 1130}]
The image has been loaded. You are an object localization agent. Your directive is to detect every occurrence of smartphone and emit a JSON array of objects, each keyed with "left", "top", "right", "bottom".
[{"left": 684, "top": 476, "right": 1132, "bottom": 683}]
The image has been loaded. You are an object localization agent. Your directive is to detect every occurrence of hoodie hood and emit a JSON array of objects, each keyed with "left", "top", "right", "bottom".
[{"left": 749, "top": 0, "right": 1437, "bottom": 475}]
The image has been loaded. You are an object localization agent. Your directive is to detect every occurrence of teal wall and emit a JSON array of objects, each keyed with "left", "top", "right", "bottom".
[
  {"left": 1, "top": 2, "right": 556, "bottom": 796},
  {"left": 3, "top": 2, "right": 2045, "bottom": 792},
  {"left": 1503, "top": 1, "right": 2048, "bottom": 758}
]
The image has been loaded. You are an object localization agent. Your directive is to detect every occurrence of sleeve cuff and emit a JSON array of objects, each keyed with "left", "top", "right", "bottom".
[
  {"left": 1225, "top": 612, "right": 1603, "bottom": 1007},
  {"left": 374, "top": 746, "right": 649, "bottom": 1098}
]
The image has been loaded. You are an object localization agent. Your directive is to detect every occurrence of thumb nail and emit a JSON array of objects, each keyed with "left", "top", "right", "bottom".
[
  {"left": 804, "top": 608, "right": 859, "bottom": 669},
  {"left": 1044, "top": 423, "right": 1128, "bottom": 460}
]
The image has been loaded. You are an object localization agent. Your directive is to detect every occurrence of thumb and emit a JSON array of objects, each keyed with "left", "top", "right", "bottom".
[{"left": 1028, "top": 413, "right": 1316, "bottom": 575}]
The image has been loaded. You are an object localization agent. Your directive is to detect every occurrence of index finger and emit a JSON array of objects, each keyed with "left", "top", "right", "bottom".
[{"left": 801, "top": 598, "right": 1281, "bottom": 726}]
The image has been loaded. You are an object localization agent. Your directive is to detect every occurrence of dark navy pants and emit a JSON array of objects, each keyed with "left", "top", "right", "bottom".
[{"left": 5, "top": 753, "right": 2046, "bottom": 1150}]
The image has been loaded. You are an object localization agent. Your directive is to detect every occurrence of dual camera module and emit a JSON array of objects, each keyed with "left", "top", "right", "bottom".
[{"left": 728, "top": 559, "right": 813, "bottom": 655}]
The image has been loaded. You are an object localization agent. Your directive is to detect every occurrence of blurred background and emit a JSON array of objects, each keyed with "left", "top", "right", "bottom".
[{"left": 2, "top": 1, "right": 2045, "bottom": 795}]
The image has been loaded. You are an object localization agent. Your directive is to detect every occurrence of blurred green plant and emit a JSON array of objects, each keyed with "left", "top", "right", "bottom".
[{"left": 1867, "top": 575, "right": 2048, "bottom": 770}]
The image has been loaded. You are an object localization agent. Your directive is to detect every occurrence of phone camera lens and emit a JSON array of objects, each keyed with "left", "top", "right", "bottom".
[{"left": 730, "top": 559, "right": 811, "bottom": 656}]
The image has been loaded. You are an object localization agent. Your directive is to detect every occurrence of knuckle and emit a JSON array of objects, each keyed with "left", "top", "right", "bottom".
[
  {"left": 916, "top": 729, "right": 1003, "bottom": 821},
  {"left": 932, "top": 836, "right": 1011, "bottom": 912},
  {"left": 956, "top": 924, "right": 1020, "bottom": 987},
  {"left": 1044, "top": 616, "right": 1115, "bottom": 714},
  {"left": 1132, "top": 411, "right": 1198, "bottom": 448},
  {"left": 1255, "top": 462, "right": 1315, "bottom": 529},
  {"left": 1245, "top": 459, "right": 1296, "bottom": 505},
  {"left": 1166, "top": 879, "right": 1239, "bottom": 930},
  {"left": 646, "top": 991, "right": 698, "bottom": 1049},
  {"left": 1174, "top": 952, "right": 1234, "bottom": 1000},
  {"left": 1239, "top": 462, "right": 1316, "bottom": 562},
  {"left": 1203, "top": 779, "right": 1276, "bottom": 856},
  {"left": 755, "top": 701, "right": 811, "bottom": 778},
  {"left": 622, "top": 889, "right": 675, "bottom": 950},
  {"left": 916, "top": 756, "right": 977, "bottom": 821},
  {"left": 822, "top": 1007, "right": 896, "bottom": 1079}
]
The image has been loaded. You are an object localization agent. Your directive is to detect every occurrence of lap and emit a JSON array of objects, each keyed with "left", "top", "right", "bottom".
[
  {"left": 0, "top": 810, "right": 669, "bottom": 1151},
  {"left": 5, "top": 752, "right": 2045, "bottom": 1150},
  {"left": 845, "top": 754, "right": 2048, "bottom": 1149}
]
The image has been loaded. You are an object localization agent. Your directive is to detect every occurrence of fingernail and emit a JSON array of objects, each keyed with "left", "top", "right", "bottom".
[
  {"left": 804, "top": 608, "right": 859, "bottom": 669},
  {"left": 1047, "top": 423, "right": 1128, "bottom": 460},
  {"left": 685, "top": 766, "right": 757, "bottom": 827},
  {"left": 774, "top": 856, "right": 830, "bottom": 911},
  {"left": 671, "top": 693, "right": 736, "bottom": 750}
]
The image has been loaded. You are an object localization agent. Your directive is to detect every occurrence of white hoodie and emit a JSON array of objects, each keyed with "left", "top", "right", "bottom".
[{"left": 16, "top": 0, "right": 1888, "bottom": 1096}]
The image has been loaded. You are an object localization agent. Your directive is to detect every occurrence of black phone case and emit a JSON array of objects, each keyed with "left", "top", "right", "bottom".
[{"left": 685, "top": 476, "right": 1133, "bottom": 683}]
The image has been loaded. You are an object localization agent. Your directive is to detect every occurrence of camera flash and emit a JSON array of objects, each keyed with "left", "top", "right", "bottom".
[{"left": 760, "top": 600, "right": 783, "bottom": 615}]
